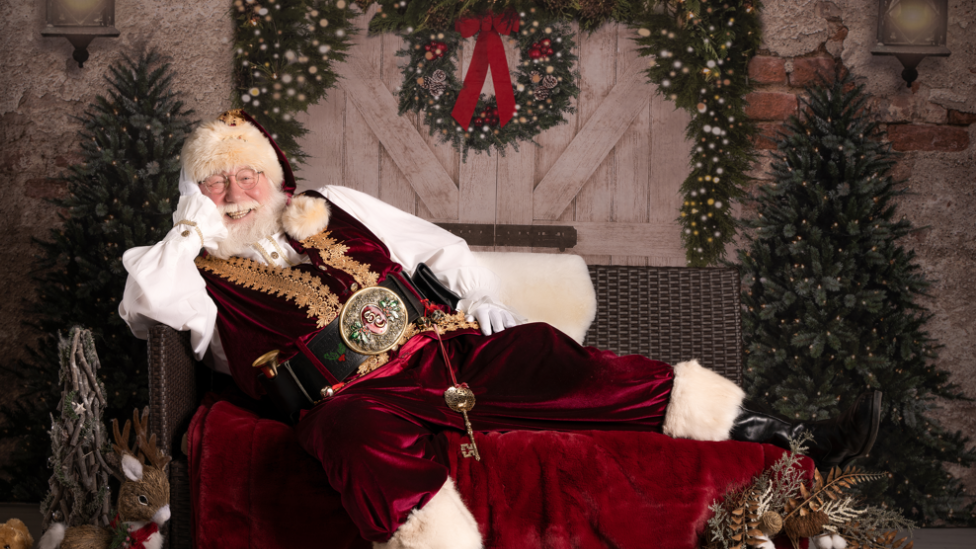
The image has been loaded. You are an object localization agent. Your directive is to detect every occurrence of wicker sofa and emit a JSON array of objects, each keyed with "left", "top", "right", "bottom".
[{"left": 147, "top": 265, "right": 744, "bottom": 549}]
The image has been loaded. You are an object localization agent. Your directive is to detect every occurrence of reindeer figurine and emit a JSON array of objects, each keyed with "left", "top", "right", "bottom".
[{"left": 39, "top": 408, "right": 172, "bottom": 549}]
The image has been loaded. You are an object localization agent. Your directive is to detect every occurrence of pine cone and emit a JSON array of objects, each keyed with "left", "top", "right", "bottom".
[
  {"left": 425, "top": 6, "right": 454, "bottom": 31},
  {"left": 578, "top": 0, "right": 616, "bottom": 20},
  {"left": 784, "top": 510, "right": 829, "bottom": 540}
]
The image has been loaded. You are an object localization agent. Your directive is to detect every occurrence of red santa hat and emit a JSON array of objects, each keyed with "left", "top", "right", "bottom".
[{"left": 180, "top": 109, "right": 296, "bottom": 195}]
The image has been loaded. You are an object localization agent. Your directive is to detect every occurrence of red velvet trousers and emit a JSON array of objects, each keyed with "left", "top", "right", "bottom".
[{"left": 294, "top": 323, "right": 674, "bottom": 543}]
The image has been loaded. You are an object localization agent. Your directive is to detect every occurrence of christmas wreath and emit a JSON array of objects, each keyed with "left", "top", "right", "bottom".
[{"left": 396, "top": 8, "right": 579, "bottom": 156}]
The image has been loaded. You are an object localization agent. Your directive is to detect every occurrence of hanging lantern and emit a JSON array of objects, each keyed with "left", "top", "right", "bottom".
[
  {"left": 41, "top": 0, "right": 120, "bottom": 68},
  {"left": 871, "top": 0, "right": 950, "bottom": 87}
]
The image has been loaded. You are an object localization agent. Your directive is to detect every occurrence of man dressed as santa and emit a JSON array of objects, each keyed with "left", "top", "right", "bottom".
[{"left": 120, "top": 111, "right": 882, "bottom": 549}]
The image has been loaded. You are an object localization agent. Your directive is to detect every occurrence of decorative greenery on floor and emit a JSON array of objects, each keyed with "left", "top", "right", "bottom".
[
  {"left": 705, "top": 436, "right": 915, "bottom": 549},
  {"left": 230, "top": 0, "right": 762, "bottom": 266}
]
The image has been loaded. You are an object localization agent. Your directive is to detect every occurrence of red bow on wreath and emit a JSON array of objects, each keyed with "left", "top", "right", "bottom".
[{"left": 451, "top": 11, "right": 520, "bottom": 130}]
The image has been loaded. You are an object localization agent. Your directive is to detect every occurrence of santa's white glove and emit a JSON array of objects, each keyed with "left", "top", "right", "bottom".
[
  {"left": 460, "top": 295, "right": 524, "bottom": 336},
  {"left": 168, "top": 193, "right": 228, "bottom": 253}
]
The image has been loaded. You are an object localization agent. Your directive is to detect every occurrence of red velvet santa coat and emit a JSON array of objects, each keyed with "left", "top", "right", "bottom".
[{"left": 196, "top": 198, "right": 675, "bottom": 542}]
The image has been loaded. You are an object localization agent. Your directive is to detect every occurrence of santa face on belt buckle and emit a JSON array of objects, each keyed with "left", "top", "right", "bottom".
[{"left": 339, "top": 286, "right": 409, "bottom": 355}]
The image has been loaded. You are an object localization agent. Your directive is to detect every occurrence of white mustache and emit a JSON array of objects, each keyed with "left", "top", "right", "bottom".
[{"left": 220, "top": 200, "right": 262, "bottom": 215}]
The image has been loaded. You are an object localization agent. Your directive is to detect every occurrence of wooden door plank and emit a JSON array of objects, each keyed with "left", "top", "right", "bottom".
[
  {"left": 295, "top": 87, "right": 346, "bottom": 193},
  {"left": 337, "top": 56, "right": 459, "bottom": 220},
  {"left": 573, "top": 23, "right": 618, "bottom": 264},
  {"left": 532, "top": 56, "right": 651, "bottom": 221},
  {"left": 496, "top": 144, "right": 535, "bottom": 252},
  {"left": 339, "top": 10, "right": 382, "bottom": 197},
  {"left": 648, "top": 92, "right": 691, "bottom": 229},
  {"left": 610, "top": 28, "right": 651, "bottom": 266},
  {"left": 377, "top": 31, "right": 419, "bottom": 214}
]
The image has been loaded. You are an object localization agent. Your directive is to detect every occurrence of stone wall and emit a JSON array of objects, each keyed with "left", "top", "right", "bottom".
[
  {"left": 747, "top": 0, "right": 976, "bottom": 498},
  {"left": 0, "top": 0, "right": 234, "bottom": 470},
  {"left": 0, "top": 0, "right": 973, "bottom": 502}
]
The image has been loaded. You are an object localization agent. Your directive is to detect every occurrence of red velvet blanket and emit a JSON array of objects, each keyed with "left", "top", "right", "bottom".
[{"left": 189, "top": 398, "right": 810, "bottom": 548}]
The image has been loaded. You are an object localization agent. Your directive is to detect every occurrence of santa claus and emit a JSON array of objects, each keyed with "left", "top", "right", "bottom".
[{"left": 120, "top": 111, "right": 882, "bottom": 549}]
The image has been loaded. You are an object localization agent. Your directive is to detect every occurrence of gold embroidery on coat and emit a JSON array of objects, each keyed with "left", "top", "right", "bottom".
[
  {"left": 354, "top": 311, "right": 480, "bottom": 376},
  {"left": 195, "top": 255, "right": 342, "bottom": 328},
  {"left": 301, "top": 232, "right": 380, "bottom": 289}
]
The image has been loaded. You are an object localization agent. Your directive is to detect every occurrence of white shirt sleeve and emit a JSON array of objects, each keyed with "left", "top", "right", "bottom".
[
  {"left": 118, "top": 194, "right": 226, "bottom": 361},
  {"left": 321, "top": 185, "right": 504, "bottom": 306}
]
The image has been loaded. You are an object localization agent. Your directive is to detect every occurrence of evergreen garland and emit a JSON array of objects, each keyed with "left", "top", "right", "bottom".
[
  {"left": 0, "top": 51, "right": 192, "bottom": 502},
  {"left": 230, "top": 0, "right": 356, "bottom": 163},
  {"left": 736, "top": 77, "right": 976, "bottom": 525}
]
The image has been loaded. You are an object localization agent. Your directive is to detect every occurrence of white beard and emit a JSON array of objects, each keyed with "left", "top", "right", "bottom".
[{"left": 212, "top": 186, "right": 288, "bottom": 259}]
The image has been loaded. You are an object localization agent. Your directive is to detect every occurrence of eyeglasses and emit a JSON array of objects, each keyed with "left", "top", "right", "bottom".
[{"left": 201, "top": 169, "right": 262, "bottom": 194}]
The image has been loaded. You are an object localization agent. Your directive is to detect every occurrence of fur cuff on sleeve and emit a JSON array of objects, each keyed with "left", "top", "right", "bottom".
[
  {"left": 282, "top": 194, "right": 330, "bottom": 241},
  {"left": 662, "top": 359, "right": 745, "bottom": 442}
]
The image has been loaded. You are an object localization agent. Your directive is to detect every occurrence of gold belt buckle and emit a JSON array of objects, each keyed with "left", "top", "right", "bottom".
[{"left": 338, "top": 286, "right": 409, "bottom": 355}]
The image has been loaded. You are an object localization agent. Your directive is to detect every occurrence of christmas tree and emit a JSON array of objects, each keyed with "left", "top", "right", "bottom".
[
  {"left": 0, "top": 51, "right": 193, "bottom": 502},
  {"left": 736, "top": 77, "right": 975, "bottom": 525}
]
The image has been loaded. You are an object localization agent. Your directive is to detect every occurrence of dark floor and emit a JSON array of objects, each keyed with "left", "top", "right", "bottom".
[{"left": 2, "top": 503, "right": 974, "bottom": 548}]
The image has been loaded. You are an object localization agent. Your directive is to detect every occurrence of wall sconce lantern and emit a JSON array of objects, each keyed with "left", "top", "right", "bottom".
[
  {"left": 41, "top": 0, "right": 120, "bottom": 68},
  {"left": 871, "top": 0, "right": 950, "bottom": 87}
]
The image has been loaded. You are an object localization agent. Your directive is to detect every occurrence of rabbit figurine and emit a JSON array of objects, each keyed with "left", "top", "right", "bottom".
[{"left": 38, "top": 409, "right": 171, "bottom": 549}]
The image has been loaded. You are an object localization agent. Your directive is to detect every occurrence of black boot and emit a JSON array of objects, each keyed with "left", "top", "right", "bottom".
[{"left": 730, "top": 390, "right": 883, "bottom": 470}]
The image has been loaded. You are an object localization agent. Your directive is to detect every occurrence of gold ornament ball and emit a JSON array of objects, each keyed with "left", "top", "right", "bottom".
[{"left": 416, "top": 77, "right": 425, "bottom": 86}]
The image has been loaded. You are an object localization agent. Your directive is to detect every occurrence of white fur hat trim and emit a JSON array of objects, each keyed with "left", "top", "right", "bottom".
[
  {"left": 181, "top": 118, "right": 284, "bottom": 190},
  {"left": 663, "top": 359, "right": 745, "bottom": 441}
]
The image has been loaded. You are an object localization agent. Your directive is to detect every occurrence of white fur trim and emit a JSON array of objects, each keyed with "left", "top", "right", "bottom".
[
  {"left": 472, "top": 252, "right": 596, "bottom": 343},
  {"left": 282, "top": 194, "right": 331, "bottom": 241},
  {"left": 662, "top": 359, "right": 745, "bottom": 441},
  {"left": 121, "top": 453, "right": 144, "bottom": 481},
  {"left": 37, "top": 523, "right": 65, "bottom": 549},
  {"left": 181, "top": 118, "right": 284, "bottom": 190},
  {"left": 374, "top": 478, "right": 482, "bottom": 549},
  {"left": 144, "top": 532, "right": 163, "bottom": 549}
]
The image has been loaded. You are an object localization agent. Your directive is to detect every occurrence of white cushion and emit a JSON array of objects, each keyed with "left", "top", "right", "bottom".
[{"left": 471, "top": 252, "right": 596, "bottom": 344}]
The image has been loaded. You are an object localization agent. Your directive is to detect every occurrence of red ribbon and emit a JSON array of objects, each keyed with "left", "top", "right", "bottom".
[{"left": 451, "top": 12, "right": 520, "bottom": 129}]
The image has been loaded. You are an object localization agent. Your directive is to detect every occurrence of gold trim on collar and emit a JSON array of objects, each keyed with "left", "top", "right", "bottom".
[
  {"left": 196, "top": 255, "right": 342, "bottom": 328},
  {"left": 301, "top": 232, "right": 380, "bottom": 289}
]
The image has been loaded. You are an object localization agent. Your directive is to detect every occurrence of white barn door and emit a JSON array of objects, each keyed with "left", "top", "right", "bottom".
[{"left": 297, "top": 8, "right": 692, "bottom": 266}]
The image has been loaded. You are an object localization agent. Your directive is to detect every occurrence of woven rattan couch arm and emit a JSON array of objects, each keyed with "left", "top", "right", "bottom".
[
  {"left": 148, "top": 324, "right": 198, "bottom": 549},
  {"left": 584, "top": 266, "right": 743, "bottom": 386}
]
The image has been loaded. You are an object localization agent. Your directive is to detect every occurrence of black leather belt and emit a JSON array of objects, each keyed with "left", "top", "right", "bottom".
[{"left": 255, "top": 269, "right": 449, "bottom": 422}]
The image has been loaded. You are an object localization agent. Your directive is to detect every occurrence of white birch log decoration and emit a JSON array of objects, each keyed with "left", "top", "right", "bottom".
[{"left": 40, "top": 327, "right": 115, "bottom": 531}]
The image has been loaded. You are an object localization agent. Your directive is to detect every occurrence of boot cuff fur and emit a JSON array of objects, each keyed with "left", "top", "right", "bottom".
[
  {"left": 374, "top": 478, "right": 482, "bottom": 549},
  {"left": 663, "top": 359, "right": 745, "bottom": 441}
]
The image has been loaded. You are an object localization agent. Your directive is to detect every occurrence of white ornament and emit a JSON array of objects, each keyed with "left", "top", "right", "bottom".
[{"left": 703, "top": 125, "right": 713, "bottom": 133}]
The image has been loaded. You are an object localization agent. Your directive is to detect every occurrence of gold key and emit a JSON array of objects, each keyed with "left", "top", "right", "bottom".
[{"left": 444, "top": 385, "right": 481, "bottom": 461}]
